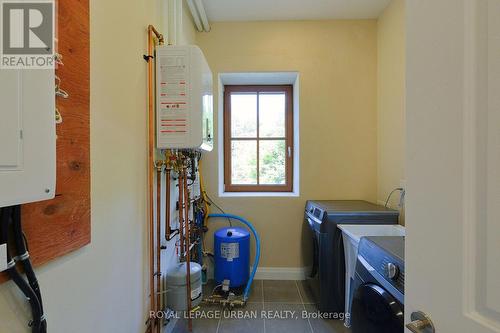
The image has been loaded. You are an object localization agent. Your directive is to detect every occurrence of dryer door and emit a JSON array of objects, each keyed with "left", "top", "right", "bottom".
[{"left": 351, "top": 283, "right": 404, "bottom": 333}]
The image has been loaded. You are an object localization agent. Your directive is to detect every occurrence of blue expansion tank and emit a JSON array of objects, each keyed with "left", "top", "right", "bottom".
[{"left": 214, "top": 226, "right": 250, "bottom": 288}]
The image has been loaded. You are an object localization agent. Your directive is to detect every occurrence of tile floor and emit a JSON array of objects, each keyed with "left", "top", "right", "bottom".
[{"left": 171, "top": 280, "right": 351, "bottom": 333}]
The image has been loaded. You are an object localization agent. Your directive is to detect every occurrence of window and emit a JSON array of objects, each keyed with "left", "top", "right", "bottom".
[{"left": 223, "top": 85, "right": 293, "bottom": 192}]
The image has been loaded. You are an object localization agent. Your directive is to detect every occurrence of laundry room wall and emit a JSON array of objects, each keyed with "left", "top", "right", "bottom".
[
  {"left": 377, "top": 0, "right": 406, "bottom": 217},
  {"left": 0, "top": 1, "right": 196, "bottom": 332},
  {"left": 196, "top": 20, "right": 379, "bottom": 271}
]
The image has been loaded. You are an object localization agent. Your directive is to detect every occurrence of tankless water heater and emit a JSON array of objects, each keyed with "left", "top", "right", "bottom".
[{"left": 155, "top": 45, "right": 213, "bottom": 151}]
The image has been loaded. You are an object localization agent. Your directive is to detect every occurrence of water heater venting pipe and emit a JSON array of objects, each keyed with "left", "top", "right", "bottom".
[{"left": 187, "top": 0, "right": 210, "bottom": 32}]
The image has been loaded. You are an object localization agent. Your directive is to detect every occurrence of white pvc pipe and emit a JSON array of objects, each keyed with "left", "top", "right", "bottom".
[
  {"left": 194, "top": 0, "right": 211, "bottom": 32},
  {"left": 186, "top": 0, "right": 203, "bottom": 32}
]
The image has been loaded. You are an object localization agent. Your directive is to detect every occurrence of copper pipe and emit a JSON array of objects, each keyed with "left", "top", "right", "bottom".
[
  {"left": 183, "top": 166, "right": 193, "bottom": 331},
  {"left": 165, "top": 167, "right": 172, "bottom": 241},
  {"left": 146, "top": 24, "right": 164, "bottom": 333},
  {"left": 147, "top": 27, "right": 156, "bottom": 333},
  {"left": 183, "top": 166, "right": 190, "bottom": 257},
  {"left": 178, "top": 166, "right": 184, "bottom": 260},
  {"left": 155, "top": 167, "right": 162, "bottom": 329},
  {"left": 148, "top": 25, "right": 165, "bottom": 45}
]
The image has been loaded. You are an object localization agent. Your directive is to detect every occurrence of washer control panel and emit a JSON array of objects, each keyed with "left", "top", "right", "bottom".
[
  {"left": 386, "top": 262, "right": 400, "bottom": 280},
  {"left": 381, "top": 257, "right": 405, "bottom": 292},
  {"left": 358, "top": 236, "right": 405, "bottom": 294}
]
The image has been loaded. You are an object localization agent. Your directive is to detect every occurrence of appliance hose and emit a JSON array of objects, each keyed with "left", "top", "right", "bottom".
[{"left": 208, "top": 213, "right": 260, "bottom": 301}]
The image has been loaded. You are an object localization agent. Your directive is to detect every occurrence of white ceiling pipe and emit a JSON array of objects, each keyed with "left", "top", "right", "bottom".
[
  {"left": 194, "top": 0, "right": 211, "bottom": 32},
  {"left": 186, "top": 0, "right": 203, "bottom": 32}
]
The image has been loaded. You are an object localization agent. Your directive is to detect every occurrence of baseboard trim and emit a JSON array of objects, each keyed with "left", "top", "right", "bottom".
[{"left": 254, "top": 266, "right": 311, "bottom": 280}]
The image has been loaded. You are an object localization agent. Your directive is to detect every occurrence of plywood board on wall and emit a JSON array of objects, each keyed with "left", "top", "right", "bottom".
[{"left": 0, "top": 0, "right": 90, "bottom": 282}]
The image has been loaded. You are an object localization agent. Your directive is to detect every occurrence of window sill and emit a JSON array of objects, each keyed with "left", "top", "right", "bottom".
[{"left": 219, "top": 191, "right": 300, "bottom": 198}]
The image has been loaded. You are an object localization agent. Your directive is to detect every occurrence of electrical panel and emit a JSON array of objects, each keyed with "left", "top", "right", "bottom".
[
  {"left": 0, "top": 69, "right": 56, "bottom": 207},
  {"left": 155, "top": 45, "right": 213, "bottom": 151}
]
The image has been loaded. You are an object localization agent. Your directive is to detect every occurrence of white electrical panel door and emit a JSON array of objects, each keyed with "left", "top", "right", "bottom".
[
  {"left": 156, "top": 45, "right": 213, "bottom": 151},
  {"left": 0, "top": 71, "right": 22, "bottom": 169},
  {"left": 0, "top": 69, "right": 56, "bottom": 207}
]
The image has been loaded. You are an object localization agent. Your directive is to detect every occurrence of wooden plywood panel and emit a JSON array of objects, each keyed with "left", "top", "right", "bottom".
[{"left": 0, "top": 0, "right": 90, "bottom": 282}]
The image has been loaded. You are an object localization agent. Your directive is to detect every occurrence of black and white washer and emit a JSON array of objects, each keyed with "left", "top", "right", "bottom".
[
  {"left": 350, "top": 236, "right": 405, "bottom": 333},
  {"left": 304, "top": 200, "right": 399, "bottom": 314}
]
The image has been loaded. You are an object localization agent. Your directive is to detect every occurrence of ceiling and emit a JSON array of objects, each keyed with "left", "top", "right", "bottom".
[{"left": 201, "top": 0, "right": 392, "bottom": 22}]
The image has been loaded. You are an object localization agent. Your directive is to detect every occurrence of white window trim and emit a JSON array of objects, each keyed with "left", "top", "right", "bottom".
[{"left": 217, "top": 72, "right": 300, "bottom": 197}]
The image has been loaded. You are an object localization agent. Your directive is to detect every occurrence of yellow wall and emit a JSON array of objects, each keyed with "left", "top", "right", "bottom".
[
  {"left": 377, "top": 0, "right": 406, "bottom": 213},
  {"left": 197, "top": 20, "right": 378, "bottom": 268},
  {"left": 0, "top": 5, "right": 403, "bottom": 331},
  {"left": 179, "top": 0, "right": 196, "bottom": 45}
]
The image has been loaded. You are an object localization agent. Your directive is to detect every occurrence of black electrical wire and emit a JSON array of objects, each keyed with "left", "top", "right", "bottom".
[
  {"left": 204, "top": 192, "right": 232, "bottom": 227},
  {"left": 23, "top": 232, "right": 29, "bottom": 252},
  {"left": 0, "top": 207, "right": 43, "bottom": 333},
  {"left": 11, "top": 206, "right": 47, "bottom": 333}
]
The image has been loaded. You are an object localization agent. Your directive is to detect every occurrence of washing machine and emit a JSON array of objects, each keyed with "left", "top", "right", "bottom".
[
  {"left": 350, "top": 236, "right": 404, "bottom": 333},
  {"left": 304, "top": 200, "right": 399, "bottom": 314}
]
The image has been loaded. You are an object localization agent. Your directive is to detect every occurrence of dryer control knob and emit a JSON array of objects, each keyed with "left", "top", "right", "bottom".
[{"left": 387, "top": 262, "right": 399, "bottom": 280}]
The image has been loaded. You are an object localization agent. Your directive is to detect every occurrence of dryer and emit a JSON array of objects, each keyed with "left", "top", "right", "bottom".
[
  {"left": 350, "top": 236, "right": 405, "bottom": 333},
  {"left": 304, "top": 200, "right": 399, "bottom": 314}
]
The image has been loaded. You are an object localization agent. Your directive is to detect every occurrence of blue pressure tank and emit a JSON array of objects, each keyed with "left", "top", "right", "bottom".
[{"left": 214, "top": 227, "right": 250, "bottom": 288}]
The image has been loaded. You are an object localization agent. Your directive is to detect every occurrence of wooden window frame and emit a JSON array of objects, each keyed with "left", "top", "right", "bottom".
[{"left": 224, "top": 85, "right": 294, "bottom": 192}]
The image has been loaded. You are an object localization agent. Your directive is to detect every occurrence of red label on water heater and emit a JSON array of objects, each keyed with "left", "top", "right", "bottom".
[{"left": 157, "top": 49, "right": 190, "bottom": 147}]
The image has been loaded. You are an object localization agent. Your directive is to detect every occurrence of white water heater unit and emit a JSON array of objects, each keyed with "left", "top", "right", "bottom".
[{"left": 155, "top": 45, "right": 213, "bottom": 151}]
